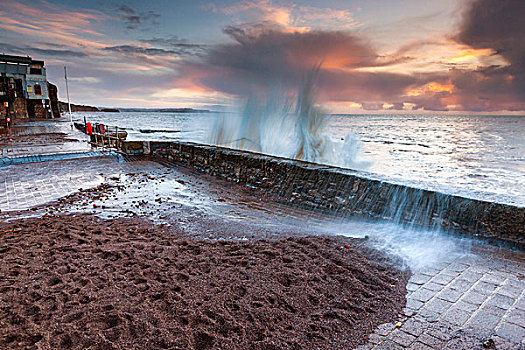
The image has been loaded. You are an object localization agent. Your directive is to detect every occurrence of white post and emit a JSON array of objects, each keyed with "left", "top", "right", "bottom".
[{"left": 64, "top": 66, "right": 72, "bottom": 128}]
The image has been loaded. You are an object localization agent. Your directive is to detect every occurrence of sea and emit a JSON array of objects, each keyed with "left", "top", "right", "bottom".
[{"left": 73, "top": 112, "right": 525, "bottom": 207}]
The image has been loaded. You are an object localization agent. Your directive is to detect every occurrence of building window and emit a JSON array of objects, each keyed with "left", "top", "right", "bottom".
[
  {"left": 30, "top": 67, "right": 42, "bottom": 75},
  {"left": 34, "top": 84, "right": 42, "bottom": 95}
]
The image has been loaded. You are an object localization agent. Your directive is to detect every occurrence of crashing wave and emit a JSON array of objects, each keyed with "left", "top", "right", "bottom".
[{"left": 209, "top": 73, "right": 372, "bottom": 170}]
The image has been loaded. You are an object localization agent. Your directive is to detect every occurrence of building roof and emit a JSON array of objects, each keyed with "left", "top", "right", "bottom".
[{"left": 0, "top": 54, "right": 41, "bottom": 65}]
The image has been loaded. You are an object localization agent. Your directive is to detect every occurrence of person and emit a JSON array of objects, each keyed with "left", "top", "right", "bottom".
[{"left": 5, "top": 115, "right": 12, "bottom": 141}]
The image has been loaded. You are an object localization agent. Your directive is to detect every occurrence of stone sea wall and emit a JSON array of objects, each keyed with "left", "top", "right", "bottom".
[{"left": 123, "top": 140, "right": 525, "bottom": 248}]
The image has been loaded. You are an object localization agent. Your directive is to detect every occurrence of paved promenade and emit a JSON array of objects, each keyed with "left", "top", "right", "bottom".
[{"left": 361, "top": 247, "right": 525, "bottom": 350}]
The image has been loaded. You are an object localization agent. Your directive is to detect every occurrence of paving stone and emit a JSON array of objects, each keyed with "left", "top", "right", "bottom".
[
  {"left": 431, "top": 273, "right": 456, "bottom": 285},
  {"left": 407, "top": 342, "right": 434, "bottom": 350},
  {"left": 410, "top": 274, "right": 433, "bottom": 285},
  {"left": 480, "top": 304, "right": 509, "bottom": 318},
  {"left": 485, "top": 293, "right": 516, "bottom": 310},
  {"left": 495, "top": 322, "right": 525, "bottom": 343},
  {"left": 468, "top": 311, "right": 502, "bottom": 330},
  {"left": 424, "top": 298, "right": 453, "bottom": 314},
  {"left": 467, "top": 265, "right": 491, "bottom": 275},
  {"left": 389, "top": 329, "right": 416, "bottom": 347},
  {"left": 417, "top": 308, "right": 441, "bottom": 323},
  {"left": 422, "top": 282, "right": 444, "bottom": 292},
  {"left": 446, "top": 324, "right": 494, "bottom": 349},
  {"left": 417, "top": 267, "right": 441, "bottom": 277},
  {"left": 403, "top": 308, "right": 417, "bottom": 317},
  {"left": 480, "top": 273, "right": 507, "bottom": 285},
  {"left": 447, "top": 279, "right": 473, "bottom": 293},
  {"left": 439, "top": 268, "right": 460, "bottom": 278},
  {"left": 416, "top": 333, "right": 443, "bottom": 348},
  {"left": 407, "top": 283, "right": 420, "bottom": 292},
  {"left": 445, "top": 262, "right": 470, "bottom": 273},
  {"left": 424, "top": 321, "right": 455, "bottom": 341},
  {"left": 515, "top": 296, "right": 525, "bottom": 311},
  {"left": 376, "top": 322, "right": 396, "bottom": 336},
  {"left": 406, "top": 298, "right": 424, "bottom": 310},
  {"left": 401, "top": 317, "right": 430, "bottom": 337},
  {"left": 498, "top": 285, "right": 523, "bottom": 299},
  {"left": 374, "top": 340, "right": 404, "bottom": 350},
  {"left": 457, "top": 271, "right": 483, "bottom": 283},
  {"left": 461, "top": 291, "right": 487, "bottom": 306},
  {"left": 441, "top": 308, "right": 471, "bottom": 326},
  {"left": 447, "top": 301, "right": 479, "bottom": 314},
  {"left": 505, "top": 308, "right": 525, "bottom": 326},
  {"left": 411, "top": 288, "right": 436, "bottom": 302},
  {"left": 437, "top": 288, "right": 463, "bottom": 303},
  {"left": 472, "top": 281, "right": 499, "bottom": 295}
]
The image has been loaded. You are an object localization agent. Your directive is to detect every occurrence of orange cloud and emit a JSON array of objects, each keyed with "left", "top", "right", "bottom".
[
  {"left": 0, "top": 0, "right": 111, "bottom": 50},
  {"left": 406, "top": 82, "right": 454, "bottom": 96}
]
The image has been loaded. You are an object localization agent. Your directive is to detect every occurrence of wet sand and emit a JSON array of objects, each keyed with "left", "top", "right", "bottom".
[{"left": 0, "top": 213, "right": 409, "bottom": 349}]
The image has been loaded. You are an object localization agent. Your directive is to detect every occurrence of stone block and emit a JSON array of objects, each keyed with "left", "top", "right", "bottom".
[
  {"left": 401, "top": 317, "right": 429, "bottom": 337},
  {"left": 437, "top": 288, "right": 463, "bottom": 303},
  {"left": 389, "top": 329, "right": 416, "bottom": 347},
  {"left": 447, "top": 279, "right": 473, "bottom": 293},
  {"left": 374, "top": 340, "right": 404, "bottom": 350},
  {"left": 505, "top": 308, "right": 525, "bottom": 326},
  {"left": 472, "top": 281, "right": 498, "bottom": 295},
  {"left": 468, "top": 311, "right": 501, "bottom": 330},
  {"left": 411, "top": 288, "right": 436, "bottom": 302},
  {"left": 485, "top": 293, "right": 516, "bottom": 310},
  {"left": 441, "top": 308, "right": 471, "bottom": 326},
  {"left": 424, "top": 298, "right": 453, "bottom": 314},
  {"left": 461, "top": 291, "right": 487, "bottom": 306},
  {"left": 415, "top": 333, "right": 442, "bottom": 348},
  {"left": 495, "top": 322, "right": 525, "bottom": 343}
]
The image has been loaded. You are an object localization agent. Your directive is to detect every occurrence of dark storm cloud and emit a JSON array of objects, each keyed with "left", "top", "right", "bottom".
[
  {"left": 451, "top": 0, "right": 525, "bottom": 110},
  {"left": 116, "top": 4, "right": 160, "bottom": 30},
  {"left": 179, "top": 25, "right": 428, "bottom": 108},
  {"left": 457, "top": 0, "right": 524, "bottom": 78}
]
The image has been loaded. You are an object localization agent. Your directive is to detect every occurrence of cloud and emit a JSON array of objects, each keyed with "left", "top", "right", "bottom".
[
  {"left": 0, "top": 0, "right": 110, "bottom": 50},
  {"left": 450, "top": 0, "right": 525, "bottom": 110},
  {"left": 115, "top": 4, "right": 160, "bottom": 30},
  {"left": 176, "top": 0, "right": 525, "bottom": 112},
  {"left": 104, "top": 45, "right": 181, "bottom": 57},
  {"left": 205, "top": 0, "right": 359, "bottom": 32},
  {"left": 103, "top": 37, "right": 206, "bottom": 67},
  {"left": 0, "top": 42, "right": 88, "bottom": 58},
  {"left": 140, "top": 36, "right": 207, "bottom": 56},
  {"left": 174, "top": 25, "right": 430, "bottom": 110}
]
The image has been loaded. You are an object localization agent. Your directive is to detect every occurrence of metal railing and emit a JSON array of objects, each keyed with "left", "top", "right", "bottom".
[{"left": 89, "top": 124, "right": 124, "bottom": 151}]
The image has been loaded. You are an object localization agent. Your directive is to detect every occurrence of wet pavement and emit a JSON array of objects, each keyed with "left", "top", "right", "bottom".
[
  {"left": 0, "top": 122, "right": 524, "bottom": 349},
  {"left": 0, "top": 118, "right": 92, "bottom": 158}
]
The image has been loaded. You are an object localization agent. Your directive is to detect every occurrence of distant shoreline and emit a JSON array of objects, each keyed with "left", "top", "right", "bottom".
[{"left": 59, "top": 101, "right": 211, "bottom": 114}]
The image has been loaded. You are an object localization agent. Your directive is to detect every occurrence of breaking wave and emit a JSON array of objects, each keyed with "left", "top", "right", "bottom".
[{"left": 209, "top": 74, "right": 372, "bottom": 170}]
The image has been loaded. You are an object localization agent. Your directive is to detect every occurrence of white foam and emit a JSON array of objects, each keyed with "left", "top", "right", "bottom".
[{"left": 208, "top": 77, "right": 372, "bottom": 170}]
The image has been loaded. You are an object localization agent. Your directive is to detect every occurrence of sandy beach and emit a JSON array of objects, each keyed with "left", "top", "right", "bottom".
[{"left": 0, "top": 213, "right": 409, "bottom": 349}]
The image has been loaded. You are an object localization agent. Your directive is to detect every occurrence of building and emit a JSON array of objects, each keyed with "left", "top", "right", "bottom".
[{"left": 0, "top": 54, "right": 59, "bottom": 125}]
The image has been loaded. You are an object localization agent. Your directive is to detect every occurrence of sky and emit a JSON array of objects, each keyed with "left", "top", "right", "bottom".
[{"left": 0, "top": 0, "right": 523, "bottom": 113}]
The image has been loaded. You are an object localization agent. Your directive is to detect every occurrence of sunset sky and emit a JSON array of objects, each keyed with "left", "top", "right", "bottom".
[{"left": 1, "top": 0, "right": 523, "bottom": 113}]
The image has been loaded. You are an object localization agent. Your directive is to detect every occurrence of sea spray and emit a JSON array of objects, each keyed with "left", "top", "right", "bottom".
[{"left": 209, "top": 75, "right": 372, "bottom": 170}]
